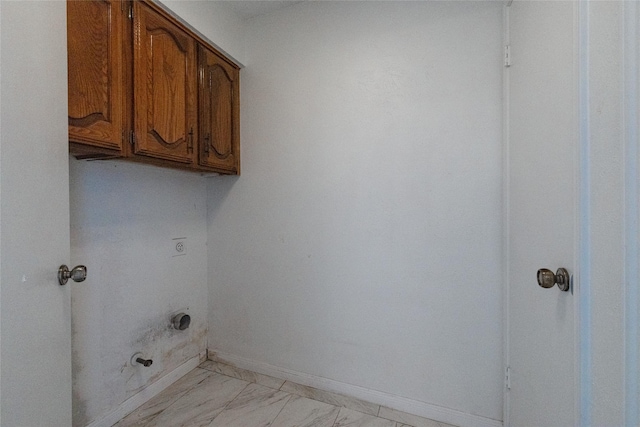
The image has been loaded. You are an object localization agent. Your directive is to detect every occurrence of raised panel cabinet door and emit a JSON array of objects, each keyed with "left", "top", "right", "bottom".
[
  {"left": 67, "top": 0, "right": 126, "bottom": 152},
  {"left": 198, "top": 45, "right": 240, "bottom": 174},
  {"left": 133, "top": 1, "right": 197, "bottom": 164}
]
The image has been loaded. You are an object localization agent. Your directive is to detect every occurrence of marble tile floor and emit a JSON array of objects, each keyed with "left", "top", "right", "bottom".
[{"left": 115, "top": 360, "right": 457, "bottom": 427}]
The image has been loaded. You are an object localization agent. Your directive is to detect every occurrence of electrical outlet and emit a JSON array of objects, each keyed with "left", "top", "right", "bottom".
[{"left": 172, "top": 237, "right": 187, "bottom": 257}]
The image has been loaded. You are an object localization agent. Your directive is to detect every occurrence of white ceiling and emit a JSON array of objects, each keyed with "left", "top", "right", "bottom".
[{"left": 220, "top": 1, "right": 304, "bottom": 19}]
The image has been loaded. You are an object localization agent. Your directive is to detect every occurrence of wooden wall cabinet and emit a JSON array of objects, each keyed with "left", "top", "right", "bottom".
[
  {"left": 67, "top": 0, "right": 240, "bottom": 174},
  {"left": 133, "top": 1, "right": 197, "bottom": 165},
  {"left": 198, "top": 45, "right": 240, "bottom": 174},
  {"left": 67, "top": 0, "right": 127, "bottom": 157}
]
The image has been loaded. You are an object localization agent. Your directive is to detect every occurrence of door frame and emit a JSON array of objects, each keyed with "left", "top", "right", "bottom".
[
  {"left": 623, "top": 2, "right": 640, "bottom": 425},
  {"left": 576, "top": 0, "right": 589, "bottom": 424}
]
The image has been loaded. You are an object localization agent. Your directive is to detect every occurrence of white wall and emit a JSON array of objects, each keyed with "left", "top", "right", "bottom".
[
  {"left": 70, "top": 161, "right": 208, "bottom": 426},
  {"left": 207, "top": 1, "right": 504, "bottom": 423},
  {"left": 158, "top": 0, "right": 247, "bottom": 65}
]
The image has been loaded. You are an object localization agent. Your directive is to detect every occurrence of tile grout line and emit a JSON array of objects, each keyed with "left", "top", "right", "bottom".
[
  {"left": 127, "top": 369, "right": 215, "bottom": 427},
  {"left": 204, "top": 362, "right": 447, "bottom": 427},
  {"left": 328, "top": 407, "right": 341, "bottom": 427},
  {"left": 265, "top": 393, "right": 294, "bottom": 426},
  {"left": 203, "top": 363, "right": 300, "bottom": 426},
  {"left": 206, "top": 379, "right": 253, "bottom": 425},
  {"left": 121, "top": 364, "right": 409, "bottom": 427}
]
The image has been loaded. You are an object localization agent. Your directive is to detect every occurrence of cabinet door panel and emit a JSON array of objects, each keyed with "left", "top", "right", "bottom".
[
  {"left": 134, "top": 2, "right": 196, "bottom": 164},
  {"left": 67, "top": 0, "right": 125, "bottom": 152},
  {"left": 199, "top": 45, "right": 240, "bottom": 173}
]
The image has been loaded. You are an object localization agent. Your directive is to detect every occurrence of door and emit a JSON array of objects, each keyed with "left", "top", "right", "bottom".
[
  {"left": 506, "top": 2, "right": 578, "bottom": 426},
  {"left": 198, "top": 44, "right": 240, "bottom": 174},
  {"left": 133, "top": 1, "right": 197, "bottom": 165},
  {"left": 0, "top": 1, "right": 73, "bottom": 426}
]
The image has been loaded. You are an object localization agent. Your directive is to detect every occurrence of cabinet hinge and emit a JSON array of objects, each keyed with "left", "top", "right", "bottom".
[
  {"left": 505, "top": 366, "right": 511, "bottom": 389},
  {"left": 504, "top": 45, "right": 511, "bottom": 67},
  {"left": 129, "top": 130, "right": 135, "bottom": 147}
]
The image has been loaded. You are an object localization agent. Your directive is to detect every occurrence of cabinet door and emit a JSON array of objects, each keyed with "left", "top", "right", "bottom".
[
  {"left": 67, "top": 0, "right": 126, "bottom": 153},
  {"left": 133, "top": 1, "right": 196, "bottom": 164},
  {"left": 198, "top": 45, "right": 240, "bottom": 174}
]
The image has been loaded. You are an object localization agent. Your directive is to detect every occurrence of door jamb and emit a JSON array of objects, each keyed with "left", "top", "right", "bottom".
[{"left": 623, "top": 2, "right": 639, "bottom": 425}]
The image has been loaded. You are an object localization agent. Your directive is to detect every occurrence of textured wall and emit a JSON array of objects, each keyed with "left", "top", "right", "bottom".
[
  {"left": 207, "top": 1, "right": 504, "bottom": 421},
  {"left": 159, "top": 0, "right": 247, "bottom": 65},
  {"left": 70, "top": 161, "right": 208, "bottom": 426}
]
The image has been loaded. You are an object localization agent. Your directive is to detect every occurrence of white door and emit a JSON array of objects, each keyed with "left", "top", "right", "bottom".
[
  {"left": 0, "top": 1, "right": 73, "bottom": 426},
  {"left": 506, "top": 2, "right": 579, "bottom": 425}
]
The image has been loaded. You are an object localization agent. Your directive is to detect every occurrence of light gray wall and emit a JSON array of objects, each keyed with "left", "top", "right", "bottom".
[
  {"left": 207, "top": 1, "right": 504, "bottom": 421},
  {"left": 70, "top": 161, "right": 208, "bottom": 426},
  {"left": 159, "top": 0, "right": 247, "bottom": 65}
]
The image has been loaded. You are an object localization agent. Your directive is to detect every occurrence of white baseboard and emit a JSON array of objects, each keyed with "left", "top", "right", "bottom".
[
  {"left": 209, "top": 349, "right": 502, "bottom": 427},
  {"left": 85, "top": 353, "right": 205, "bottom": 427}
]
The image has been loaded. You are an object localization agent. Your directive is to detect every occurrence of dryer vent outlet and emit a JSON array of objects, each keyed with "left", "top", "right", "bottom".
[{"left": 172, "top": 313, "right": 191, "bottom": 331}]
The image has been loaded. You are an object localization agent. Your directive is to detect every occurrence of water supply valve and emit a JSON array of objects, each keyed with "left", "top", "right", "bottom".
[{"left": 130, "top": 352, "right": 153, "bottom": 367}]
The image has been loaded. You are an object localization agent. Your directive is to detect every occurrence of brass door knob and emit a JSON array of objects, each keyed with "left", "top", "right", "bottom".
[
  {"left": 58, "top": 265, "right": 87, "bottom": 286},
  {"left": 537, "top": 268, "right": 570, "bottom": 292}
]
